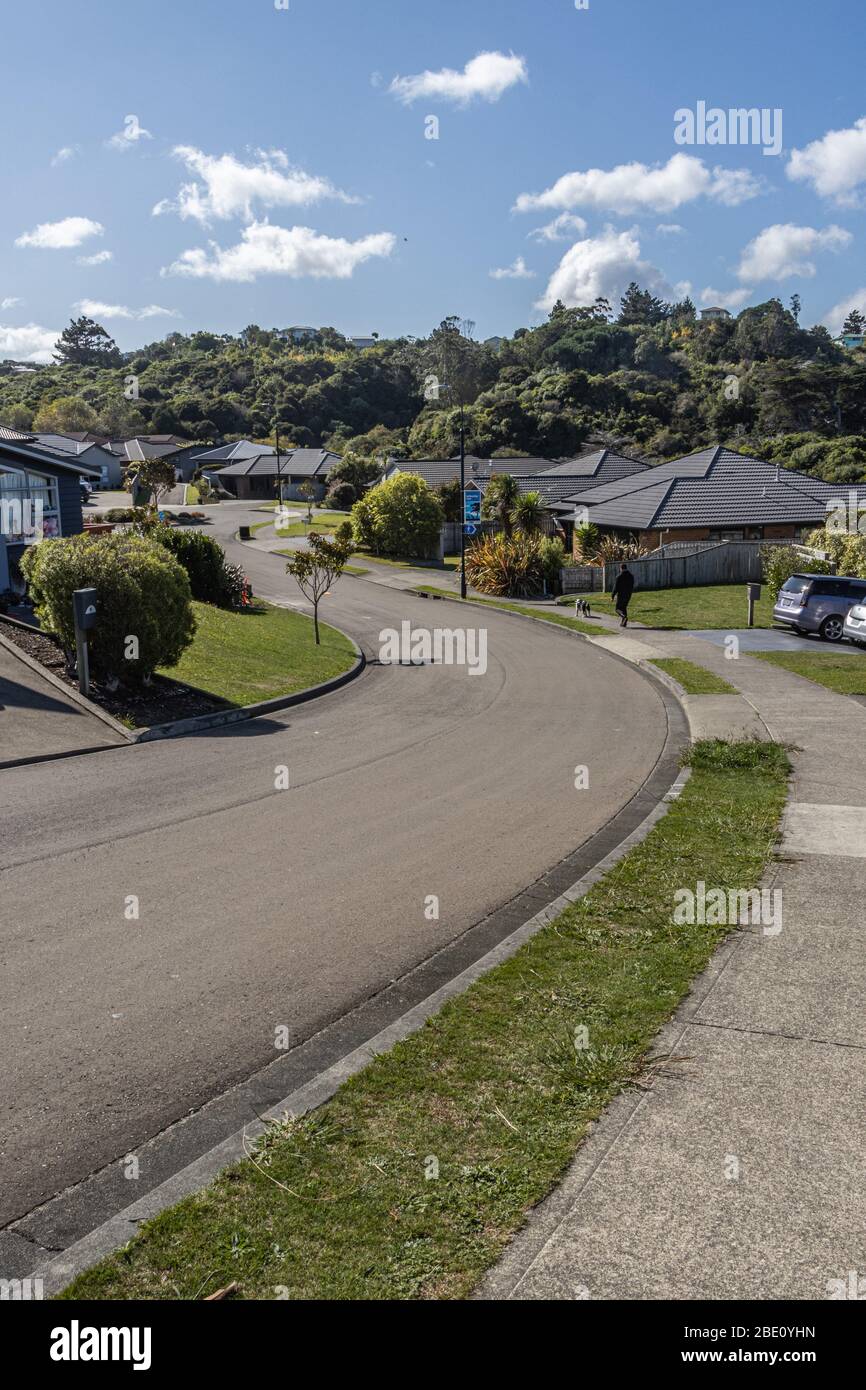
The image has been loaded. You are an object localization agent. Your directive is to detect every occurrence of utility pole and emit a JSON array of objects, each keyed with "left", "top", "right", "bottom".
[
  {"left": 459, "top": 399, "right": 467, "bottom": 599},
  {"left": 274, "top": 415, "right": 283, "bottom": 506}
]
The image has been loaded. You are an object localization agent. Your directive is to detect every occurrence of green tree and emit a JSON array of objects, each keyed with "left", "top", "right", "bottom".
[
  {"left": 53, "top": 316, "right": 121, "bottom": 367},
  {"left": 350, "top": 473, "right": 444, "bottom": 558},
  {"left": 3, "top": 402, "right": 33, "bottom": 431},
  {"left": 129, "top": 454, "right": 177, "bottom": 512},
  {"left": 298, "top": 479, "right": 316, "bottom": 522},
  {"left": 285, "top": 533, "right": 352, "bottom": 644},
  {"left": 842, "top": 308, "right": 866, "bottom": 336},
  {"left": 511, "top": 490, "right": 545, "bottom": 534},
  {"left": 32, "top": 395, "right": 98, "bottom": 434}
]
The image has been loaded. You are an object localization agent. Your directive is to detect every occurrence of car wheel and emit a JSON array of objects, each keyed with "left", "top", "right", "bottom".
[{"left": 820, "top": 615, "right": 844, "bottom": 642}]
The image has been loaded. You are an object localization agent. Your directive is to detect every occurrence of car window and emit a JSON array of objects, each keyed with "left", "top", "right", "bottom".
[
  {"left": 781, "top": 576, "right": 812, "bottom": 594},
  {"left": 846, "top": 580, "right": 866, "bottom": 599}
]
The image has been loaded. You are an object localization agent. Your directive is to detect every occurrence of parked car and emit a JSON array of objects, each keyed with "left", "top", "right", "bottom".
[
  {"left": 844, "top": 601, "right": 866, "bottom": 647},
  {"left": 774, "top": 574, "right": 866, "bottom": 642},
  {"left": 79, "top": 479, "right": 93, "bottom": 503}
]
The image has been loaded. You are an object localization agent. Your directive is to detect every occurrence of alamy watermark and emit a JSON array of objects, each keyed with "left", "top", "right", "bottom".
[
  {"left": 672, "top": 880, "right": 782, "bottom": 936},
  {"left": 674, "top": 102, "right": 782, "bottom": 157},
  {"left": 379, "top": 621, "right": 487, "bottom": 675},
  {"left": 0, "top": 496, "right": 43, "bottom": 541}
]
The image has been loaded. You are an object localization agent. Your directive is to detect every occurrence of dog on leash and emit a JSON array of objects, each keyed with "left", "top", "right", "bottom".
[{"left": 574, "top": 598, "right": 591, "bottom": 618}]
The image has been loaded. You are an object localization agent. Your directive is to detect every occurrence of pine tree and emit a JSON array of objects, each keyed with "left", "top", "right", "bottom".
[{"left": 53, "top": 316, "right": 121, "bottom": 367}]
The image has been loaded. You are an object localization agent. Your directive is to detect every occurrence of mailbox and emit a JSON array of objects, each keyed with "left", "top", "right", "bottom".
[
  {"left": 72, "top": 587, "right": 98, "bottom": 631},
  {"left": 746, "top": 583, "right": 762, "bottom": 601}
]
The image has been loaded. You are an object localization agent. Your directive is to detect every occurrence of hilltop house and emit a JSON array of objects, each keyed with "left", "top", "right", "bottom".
[{"left": 203, "top": 447, "right": 341, "bottom": 501}]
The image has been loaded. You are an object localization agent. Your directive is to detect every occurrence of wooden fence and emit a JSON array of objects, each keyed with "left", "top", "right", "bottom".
[{"left": 561, "top": 540, "right": 819, "bottom": 594}]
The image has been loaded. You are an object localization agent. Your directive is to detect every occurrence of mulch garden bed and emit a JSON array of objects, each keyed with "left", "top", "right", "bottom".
[{"left": 0, "top": 615, "right": 228, "bottom": 729}]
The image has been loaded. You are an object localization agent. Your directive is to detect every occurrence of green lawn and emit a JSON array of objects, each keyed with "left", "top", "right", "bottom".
[
  {"left": 60, "top": 739, "right": 787, "bottom": 1301},
  {"left": 415, "top": 586, "right": 597, "bottom": 635},
  {"left": 649, "top": 658, "right": 737, "bottom": 695},
  {"left": 275, "top": 519, "right": 341, "bottom": 538},
  {"left": 752, "top": 649, "right": 866, "bottom": 696},
  {"left": 159, "top": 601, "right": 356, "bottom": 706},
  {"left": 357, "top": 552, "right": 461, "bottom": 572},
  {"left": 579, "top": 584, "right": 776, "bottom": 631}
]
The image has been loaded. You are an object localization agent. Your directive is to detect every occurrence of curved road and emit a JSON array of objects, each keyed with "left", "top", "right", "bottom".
[{"left": 0, "top": 504, "right": 674, "bottom": 1232}]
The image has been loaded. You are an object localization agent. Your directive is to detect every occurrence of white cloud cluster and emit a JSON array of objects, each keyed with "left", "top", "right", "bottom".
[
  {"left": 527, "top": 212, "right": 588, "bottom": 243},
  {"left": 153, "top": 146, "right": 357, "bottom": 224},
  {"left": 1, "top": 296, "right": 22, "bottom": 309},
  {"left": 787, "top": 117, "right": 866, "bottom": 205},
  {"left": 536, "top": 227, "right": 672, "bottom": 312},
  {"left": 50, "top": 146, "right": 77, "bottom": 167},
  {"left": 162, "top": 222, "right": 396, "bottom": 282},
  {"left": 736, "top": 223, "right": 851, "bottom": 282},
  {"left": 389, "top": 51, "right": 528, "bottom": 106},
  {"left": 656, "top": 223, "right": 684, "bottom": 236},
  {"left": 75, "top": 299, "right": 180, "bottom": 320},
  {"left": 15, "top": 217, "right": 104, "bottom": 250},
  {"left": 699, "top": 286, "right": 751, "bottom": 310},
  {"left": 515, "top": 153, "right": 760, "bottom": 215},
  {"left": 490, "top": 256, "right": 535, "bottom": 280},
  {"left": 77, "top": 250, "right": 113, "bottom": 266},
  {"left": 824, "top": 288, "right": 866, "bottom": 335},
  {"left": 0, "top": 322, "right": 58, "bottom": 363}
]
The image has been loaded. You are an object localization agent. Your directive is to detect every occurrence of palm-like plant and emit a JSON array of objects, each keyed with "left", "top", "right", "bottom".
[
  {"left": 511, "top": 491, "right": 545, "bottom": 535},
  {"left": 481, "top": 473, "right": 520, "bottom": 536}
]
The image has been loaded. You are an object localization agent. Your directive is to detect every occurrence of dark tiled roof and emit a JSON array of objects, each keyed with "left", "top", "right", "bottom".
[
  {"left": 566, "top": 447, "right": 866, "bottom": 530},
  {"left": 194, "top": 440, "right": 276, "bottom": 462},
  {"left": 537, "top": 449, "right": 650, "bottom": 482},
  {"left": 386, "top": 455, "right": 559, "bottom": 489},
  {"left": 215, "top": 448, "right": 340, "bottom": 478},
  {"left": 0, "top": 437, "right": 103, "bottom": 476}
]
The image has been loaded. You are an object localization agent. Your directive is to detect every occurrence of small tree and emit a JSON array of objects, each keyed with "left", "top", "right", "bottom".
[
  {"left": 349, "top": 473, "right": 444, "bottom": 558},
  {"left": 298, "top": 479, "right": 316, "bottom": 524},
  {"left": 481, "top": 473, "right": 520, "bottom": 537},
  {"left": 285, "top": 533, "right": 352, "bottom": 644},
  {"left": 511, "top": 491, "right": 545, "bottom": 535},
  {"left": 129, "top": 455, "right": 177, "bottom": 512},
  {"left": 841, "top": 308, "right": 866, "bottom": 337},
  {"left": 32, "top": 395, "right": 98, "bottom": 434}
]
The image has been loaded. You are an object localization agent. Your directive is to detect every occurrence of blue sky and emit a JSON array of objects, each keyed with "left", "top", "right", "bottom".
[{"left": 2, "top": 0, "right": 865, "bottom": 358}]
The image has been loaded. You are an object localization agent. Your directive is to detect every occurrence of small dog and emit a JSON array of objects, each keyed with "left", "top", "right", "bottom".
[{"left": 574, "top": 598, "right": 592, "bottom": 618}]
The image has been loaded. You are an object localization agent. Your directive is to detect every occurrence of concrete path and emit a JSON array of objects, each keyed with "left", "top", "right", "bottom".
[
  {"left": 0, "top": 636, "right": 125, "bottom": 766},
  {"left": 483, "top": 628, "right": 866, "bottom": 1301}
]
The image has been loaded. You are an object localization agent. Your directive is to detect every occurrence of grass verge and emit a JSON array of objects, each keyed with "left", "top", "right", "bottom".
[
  {"left": 573, "top": 584, "right": 776, "bottom": 630},
  {"left": 649, "top": 658, "right": 737, "bottom": 695},
  {"left": 414, "top": 586, "right": 597, "bottom": 636},
  {"left": 751, "top": 648, "right": 866, "bottom": 696},
  {"left": 158, "top": 600, "right": 356, "bottom": 707},
  {"left": 61, "top": 737, "right": 789, "bottom": 1301}
]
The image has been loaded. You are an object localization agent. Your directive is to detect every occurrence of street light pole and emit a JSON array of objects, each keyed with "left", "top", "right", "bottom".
[
  {"left": 459, "top": 399, "right": 466, "bottom": 599},
  {"left": 274, "top": 416, "right": 282, "bottom": 508}
]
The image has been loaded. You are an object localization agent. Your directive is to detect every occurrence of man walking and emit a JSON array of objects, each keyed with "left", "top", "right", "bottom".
[{"left": 611, "top": 562, "right": 635, "bottom": 627}]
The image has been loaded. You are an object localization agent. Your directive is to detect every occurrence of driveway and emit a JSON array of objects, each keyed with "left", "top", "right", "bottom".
[{"left": 0, "top": 636, "right": 126, "bottom": 767}]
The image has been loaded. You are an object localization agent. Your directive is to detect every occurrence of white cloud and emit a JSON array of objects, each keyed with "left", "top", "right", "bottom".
[
  {"left": 1, "top": 297, "right": 22, "bottom": 309},
  {"left": 76, "top": 250, "right": 113, "bottom": 266},
  {"left": 15, "top": 216, "right": 104, "bottom": 250},
  {"left": 50, "top": 146, "right": 77, "bottom": 167},
  {"left": 699, "top": 286, "right": 751, "bottom": 310},
  {"left": 787, "top": 117, "right": 866, "bottom": 205},
  {"left": 489, "top": 256, "right": 535, "bottom": 280},
  {"left": 162, "top": 221, "right": 396, "bottom": 282},
  {"left": 389, "top": 51, "right": 528, "bottom": 107},
  {"left": 656, "top": 223, "right": 685, "bottom": 235},
  {"left": 536, "top": 226, "right": 673, "bottom": 312},
  {"left": 822, "top": 288, "right": 866, "bottom": 336},
  {"left": 75, "top": 299, "right": 181, "bottom": 320},
  {"left": 515, "top": 153, "right": 760, "bottom": 215},
  {"left": 108, "top": 115, "right": 153, "bottom": 150},
  {"left": 153, "top": 145, "right": 358, "bottom": 225},
  {"left": 527, "top": 212, "right": 588, "bottom": 242},
  {"left": 0, "top": 322, "right": 58, "bottom": 362},
  {"left": 736, "top": 223, "right": 851, "bottom": 282}
]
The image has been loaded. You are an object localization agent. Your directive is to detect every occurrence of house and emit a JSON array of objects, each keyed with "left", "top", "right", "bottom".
[
  {"left": 384, "top": 455, "right": 562, "bottom": 489},
  {"left": 563, "top": 446, "right": 866, "bottom": 552},
  {"left": 700, "top": 306, "right": 732, "bottom": 322},
  {"left": 211, "top": 448, "right": 341, "bottom": 501},
  {"left": 0, "top": 428, "right": 124, "bottom": 488},
  {"left": 0, "top": 435, "right": 94, "bottom": 591},
  {"left": 836, "top": 333, "right": 865, "bottom": 351},
  {"left": 285, "top": 325, "right": 318, "bottom": 344},
  {"left": 351, "top": 337, "right": 378, "bottom": 350}
]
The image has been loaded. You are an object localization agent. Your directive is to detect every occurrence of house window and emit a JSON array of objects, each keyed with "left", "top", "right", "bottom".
[{"left": 0, "top": 469, "right": 60, "bottom": 540}]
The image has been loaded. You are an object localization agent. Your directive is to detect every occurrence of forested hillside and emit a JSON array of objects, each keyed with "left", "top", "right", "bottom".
[{"left": 2, "top": 293, "right": 866, "bottom": 482}]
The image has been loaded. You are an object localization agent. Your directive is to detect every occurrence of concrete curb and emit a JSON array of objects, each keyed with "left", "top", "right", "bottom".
[
  {"left": 26, "top": 754, "right": 692, "bottom": 1296},
  {"left": 0, "top": 617, "right": 365, "bottom": 759}
]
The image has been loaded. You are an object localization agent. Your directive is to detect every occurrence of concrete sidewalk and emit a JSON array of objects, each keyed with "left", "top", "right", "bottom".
[
  {"left": 0, "top": 638, "right": 125, "bottom": 767},
  {"left": 482, "top": 630, "right": 866, "bottom": 1301}
]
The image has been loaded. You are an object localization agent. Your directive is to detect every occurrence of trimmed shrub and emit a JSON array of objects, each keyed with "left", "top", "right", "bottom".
[
  {"left": 334, "top": 519, "right": 354, "bottom": 547},
  {"left": 349, "top": 473, "right": 444, "bottom": 558},
  {"left": 539, "top": 536, "right": 566, "bottom": 588},
  {"left": 325, "top": 480, "right": 357, "bottom": 510},
  {"left": 21, "top": 533, "right": 195, "bottom": 683}
]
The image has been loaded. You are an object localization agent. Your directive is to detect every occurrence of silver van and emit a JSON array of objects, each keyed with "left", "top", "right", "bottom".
[{"left": 773, "top": 574, "right": 866, "bottom": 642}]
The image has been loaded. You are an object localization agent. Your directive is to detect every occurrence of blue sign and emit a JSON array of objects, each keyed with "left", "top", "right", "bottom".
[
  {"left": 463, "top": 486, "right": 482, "bottom": 523},
  {"left": 463, "top": 523, "right": 477, "bottom": 536}
]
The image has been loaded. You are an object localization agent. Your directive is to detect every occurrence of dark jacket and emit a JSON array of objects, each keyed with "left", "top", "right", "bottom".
[{"left": 612, "top": 568, "right": 635, "bottom": 603}]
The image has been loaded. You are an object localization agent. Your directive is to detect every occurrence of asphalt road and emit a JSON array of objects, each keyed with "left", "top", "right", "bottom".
[{"left": 0, "top": 504, "right": 670, "bottom": 1226}]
